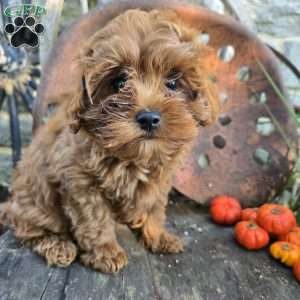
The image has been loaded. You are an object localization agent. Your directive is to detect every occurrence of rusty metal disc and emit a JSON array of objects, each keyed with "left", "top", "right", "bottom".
[{"left": 33, "top": 0, "right": 298, "bottom": 207}]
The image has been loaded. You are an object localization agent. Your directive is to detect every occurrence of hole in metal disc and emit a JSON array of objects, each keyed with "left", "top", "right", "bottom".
[
  {"left": 256, "top": 116, "right": 275, "bottom": 136},
  {"left": 213, "top": 135, "right": 226, "bottom": 149},
  {"left": 219, "top": 114, "right": 232, "bottom": 126},
  {"left": 253, "top": 148, "right": 271, "bottom": 167},
  {"left": 237, "top": 66, "right": 252, "bottom": 81},
  {"left": 217, "top": 45, "right": 235, "bottom": 62},
  {"left": 250, "top": 92, "right": 267, "bottom": 104},
  {"left": 198, "top": 154, "right": 210, "bottom": 168},
  {"left": 197, "top": 32, "right": 210, "bottom": 45}
]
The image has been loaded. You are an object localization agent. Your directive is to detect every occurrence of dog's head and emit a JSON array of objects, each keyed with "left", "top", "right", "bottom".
[{"left": 69, "top": 9, "right": 219, "bottom": 163}]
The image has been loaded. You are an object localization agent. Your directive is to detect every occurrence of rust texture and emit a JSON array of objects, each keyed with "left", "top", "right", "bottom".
[{"left": 33, "top": 0, "right": 298, "bottom": 207}]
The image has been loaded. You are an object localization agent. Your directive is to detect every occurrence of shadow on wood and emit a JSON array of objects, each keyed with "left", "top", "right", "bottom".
[{"left": 0, "top": 185, "right": 9, "bottom": 203}]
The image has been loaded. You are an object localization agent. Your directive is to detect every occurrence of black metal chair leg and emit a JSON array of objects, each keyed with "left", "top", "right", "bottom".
[
  {"left": 7, "top": 94, "right": 21, "bottom": 166},
  {"left": 28, "top": 79, "right": 37, "bottom": 90},
  {"left": 16, "top": 88, "right": 33, "bottom": 113},
  {"left": 30, "top": 67, "right": 41, "bottom": 78},
  {"left": 0, "top": 89, "right": 6, "bottom": 110}
]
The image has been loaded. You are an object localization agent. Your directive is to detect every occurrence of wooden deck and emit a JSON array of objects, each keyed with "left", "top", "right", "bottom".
[{"left": 0, "top": 195, "right": 299, "bottom": 300}]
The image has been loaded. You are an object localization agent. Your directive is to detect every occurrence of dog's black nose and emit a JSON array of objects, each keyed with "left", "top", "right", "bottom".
[{"left": 136, "top": 111, "right": 161, "bottom": 132}]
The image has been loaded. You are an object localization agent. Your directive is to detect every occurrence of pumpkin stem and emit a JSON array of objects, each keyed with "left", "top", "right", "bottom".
[
  {"left": 271, "top": 207, "right": 282, "bottom": 215},
  {"left": 247, "top": 222, "right": 257, "bottom": 229},
  {"left": 281, "top": 243, "right": 291, "bottom": 251}
]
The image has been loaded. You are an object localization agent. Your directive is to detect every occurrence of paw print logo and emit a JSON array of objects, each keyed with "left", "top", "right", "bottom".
[{"left": 5, "top": 16, "right": 45, "bottom": 48}]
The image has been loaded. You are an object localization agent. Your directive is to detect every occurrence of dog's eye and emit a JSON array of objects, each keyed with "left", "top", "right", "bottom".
[
  {"left": 166, "top": 79, "right": 177, "bottom": 91},
  {"left": 165, "top": 71, "right": 182, "bottom": 91},
  {"left": 112, "top": 75, "right": 127, "bottom": 93}
]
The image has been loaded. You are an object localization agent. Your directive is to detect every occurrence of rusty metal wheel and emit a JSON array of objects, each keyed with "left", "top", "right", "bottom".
[{"left": 32, "top": 0, "right": 298, "bottom": 207}]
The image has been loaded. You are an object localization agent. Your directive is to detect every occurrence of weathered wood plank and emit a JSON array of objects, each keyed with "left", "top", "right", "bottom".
[
  {"left": 0, "top": 197, "right": 299, "bottom": 300},
  {"left": 149, "top": 200, "right": 291, "bottom": 300},
  {"left": 0, "top": 231, "right": 55, "bottom": 300},
  {"left": 58, "top": 226, "right": 157, "bottom": 300}
]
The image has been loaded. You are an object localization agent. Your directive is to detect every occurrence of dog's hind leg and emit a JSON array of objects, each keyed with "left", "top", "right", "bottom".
[
  {"left": 1, "top": 198, "right": 77, "bottom": 267},
  {"left": 0, "top": 165, "right": 77, "bottom": 267}
]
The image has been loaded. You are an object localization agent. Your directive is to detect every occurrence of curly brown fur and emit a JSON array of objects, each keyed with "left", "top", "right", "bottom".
[{"left": 0, "top": 9, "right": 219, "bottom": 273}]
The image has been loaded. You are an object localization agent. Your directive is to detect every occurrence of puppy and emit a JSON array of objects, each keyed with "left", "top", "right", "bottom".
[{"left": 1, "top": 9, "right": 219, "bottom": 273}]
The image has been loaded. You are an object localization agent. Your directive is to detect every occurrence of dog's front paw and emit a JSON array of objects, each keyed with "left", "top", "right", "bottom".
[
  {"left": 80, "top": 242, "right": 128, "bottom": 273},
  {"left": 142, "top": 231, "right": 184, "bottom": 254},
  {"left": 45, "top": 240, "right": 78, "bottom": 267},
  {"left": 32, "top": 237, "right": 78, "bottom": 267}
]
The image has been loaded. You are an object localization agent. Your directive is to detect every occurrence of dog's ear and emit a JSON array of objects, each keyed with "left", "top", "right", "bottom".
[
  {"left": 164, "top": 12, "right": 220, "bottom": 126},
  {"left": 158, "top": 10, "right": 220, "bottom": 126},
  {"left": 188, "top": 73, "right": 220, "bottom": 127},
  {"left": 68, "top": 75, "right": 93, "bottom": 133}
]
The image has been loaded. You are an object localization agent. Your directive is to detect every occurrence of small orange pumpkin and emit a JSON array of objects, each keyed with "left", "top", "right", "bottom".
[
  {"left": 293, "top": 261, "right": 300, "bottom": 282},
  {"left": 270, "top": 241, "right": 300, "bottom": 267},
  {"left": 235, "top": 221, "right": 269, "bottom": 250},
  {"left": 257, "top": 204, "right": 296, "bottom": 235},
  {"left": 278, "top": 227, "right": 300, "bottom": 247},
  {"left": 210, "top": 195, "right": 241, "bottom": 225},
  {"left": 241, "top": 208, "right": 258, "bottom": 222}
]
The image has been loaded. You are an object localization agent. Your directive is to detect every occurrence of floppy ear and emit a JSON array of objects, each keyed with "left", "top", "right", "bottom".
[
  {"left": 160, "top": 10, "right": 220, "bottom": 126},
  {"left": 188, "top": 74, "right": 220, "bottom": 127},
  {"left": 185, "top": 41, "right": 220, "bottom": 127},
  {"left": 68, "top": 75, "right": 93, "bottom": 134}
]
